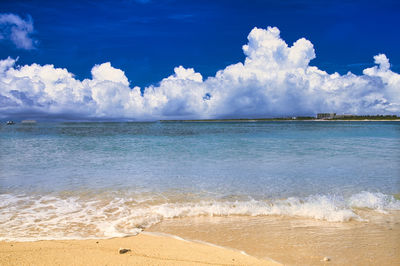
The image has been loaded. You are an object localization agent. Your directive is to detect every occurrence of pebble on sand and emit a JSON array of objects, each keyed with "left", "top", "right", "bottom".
[
  {"left": 119, "top": 248, "right": 131, "bottom": 254},
  {"left": 323, "top": 257, "right": 331, "bottom": 262}
]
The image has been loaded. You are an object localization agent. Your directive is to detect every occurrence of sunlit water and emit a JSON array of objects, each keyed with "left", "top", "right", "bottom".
[{"left": 0, "top": 121, "right": 399, "bottom": 241}]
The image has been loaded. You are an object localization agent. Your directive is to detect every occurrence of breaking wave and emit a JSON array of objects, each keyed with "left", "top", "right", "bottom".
[{"left": 0, "top": 191, "right": 399, "bottom": 241}]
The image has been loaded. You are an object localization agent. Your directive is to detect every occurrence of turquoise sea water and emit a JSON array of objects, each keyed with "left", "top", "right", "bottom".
[{"left": 0, "top": 121, "right": 399, "bottom": 240}]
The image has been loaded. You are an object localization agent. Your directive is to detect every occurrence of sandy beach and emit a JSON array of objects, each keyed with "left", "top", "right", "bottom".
[
  {"left": 148, "top": 211, "right": 400, "bottom": 265},
  {"left": 1, "top": 210, "right": 399, "bottom": 265},
  {"left": 0, "top": 232, "right": 278, "bottom": 266}
]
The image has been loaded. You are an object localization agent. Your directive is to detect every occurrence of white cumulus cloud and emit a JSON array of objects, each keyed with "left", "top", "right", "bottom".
[
  {"left": 0, "top": 26, "right": 399, "bottom": 120},
  {"left": 0, "top": 13, "right": 36, "bottom": 50}
]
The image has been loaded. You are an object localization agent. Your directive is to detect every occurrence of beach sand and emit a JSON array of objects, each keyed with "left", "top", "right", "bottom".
[
  {"left": 0, "top": 232, "right": 278, "bottom": 266},
  {"left": 149, "top": 211, "right": 400, "bottom": 265},
  {"left": 1, "top": 211, "right": 399, "bottom": 265}
]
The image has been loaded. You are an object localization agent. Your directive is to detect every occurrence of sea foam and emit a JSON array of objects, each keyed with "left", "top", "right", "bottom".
[{"left": 0, "top": 191, "right": 399, "bottom": 241}]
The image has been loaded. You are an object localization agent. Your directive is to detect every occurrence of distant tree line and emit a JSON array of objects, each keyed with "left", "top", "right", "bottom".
[{"left": 331, "top": 115, "right": 398, "bottom": 120}]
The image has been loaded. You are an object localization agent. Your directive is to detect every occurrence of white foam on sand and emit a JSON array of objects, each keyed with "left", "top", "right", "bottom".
[{"left": 0, "top": 191, "right": 399, "bottom": 241}]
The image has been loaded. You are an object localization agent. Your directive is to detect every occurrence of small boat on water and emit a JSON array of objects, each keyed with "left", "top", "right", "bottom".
[{"left": 6, "top": 121, "right": 15, "bottom": 125}]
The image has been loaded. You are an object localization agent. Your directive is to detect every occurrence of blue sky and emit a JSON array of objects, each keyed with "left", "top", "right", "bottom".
[
  {"left": 1, "top": 0, "right": 399, "bottom": 87},
  {"left": 0, "top": 0, "right": 399, "bottom": 120}
]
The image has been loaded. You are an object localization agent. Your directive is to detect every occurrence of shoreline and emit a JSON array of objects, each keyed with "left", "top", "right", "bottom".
[
  {"left": 2, "top": 211, "right": 399, "bottom": 265},
  {"left": 148, "top": 213, "right": 400, "bottom": 265},
  {"left": 3, "top": 119, "right": 399, "bottom": 124},
  {"left": 0, "top": 232, "right": 278, "bottom": 266},
  {"left": 159, "top": 119, "right": 400, "bottom": 122}
]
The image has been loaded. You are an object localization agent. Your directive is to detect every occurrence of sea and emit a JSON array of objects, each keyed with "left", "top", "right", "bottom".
[{"left": 0, "top": 121, "right": 399, "bottom": 250}]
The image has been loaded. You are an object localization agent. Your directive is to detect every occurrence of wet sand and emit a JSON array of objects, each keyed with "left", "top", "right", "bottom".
[
  {"left": 149, "top": 211, "right": 400, "bottom": 265},
  {"left": 0, "top": 232, "right": 277, "bottom": 266},
  {"left": 1, "top": 211, "right": 398, "bottom": 265}
]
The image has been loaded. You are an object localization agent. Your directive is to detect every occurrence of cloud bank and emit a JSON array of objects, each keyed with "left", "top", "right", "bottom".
[
  {"left": 0, "top": 13, "right": 36, "bottom": 50},
  {"left": 0, "top": 26, "right": 399, "bottom": 120}
]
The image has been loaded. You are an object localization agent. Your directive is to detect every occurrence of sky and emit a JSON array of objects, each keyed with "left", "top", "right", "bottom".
[{"left": 0, "top": 0, "right": 399, "bottom": 120}]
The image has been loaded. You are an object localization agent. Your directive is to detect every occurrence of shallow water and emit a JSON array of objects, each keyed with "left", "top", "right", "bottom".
[
  {"left": 0, "top": 121, "right": 399, "bottom": 241},
  {"left": 149, "top": 212, "right": 400, "bottom": 265}
]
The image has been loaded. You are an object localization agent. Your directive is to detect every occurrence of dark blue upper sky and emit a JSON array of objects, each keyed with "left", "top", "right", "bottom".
[{"left": 1, "top": 0, "right": 399, "bottom": 87}]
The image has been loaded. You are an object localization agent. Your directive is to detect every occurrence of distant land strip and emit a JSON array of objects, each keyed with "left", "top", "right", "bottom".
[{"left": 160, "top": 115, "right": 400, "bottom": 122}]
